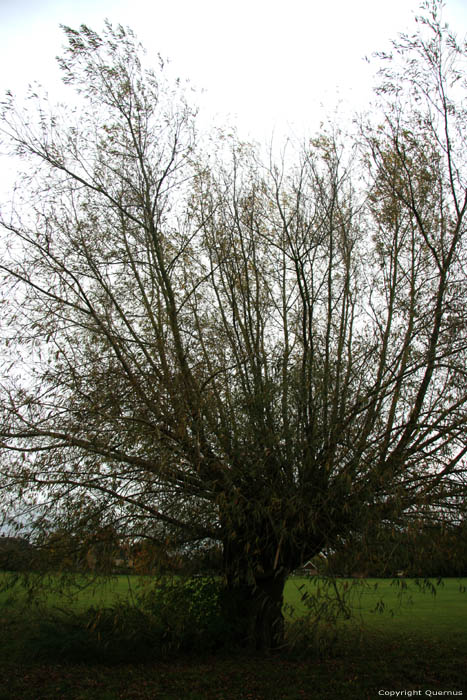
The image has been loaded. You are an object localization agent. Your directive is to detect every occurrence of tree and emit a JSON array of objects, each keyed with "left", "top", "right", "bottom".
[{"left": 1, "top": 4, "right": 467, "bottom": 650}]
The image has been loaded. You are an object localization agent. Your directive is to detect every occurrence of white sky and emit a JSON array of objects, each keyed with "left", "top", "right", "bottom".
[{"left": 1, "top": 0, "right": 467, "bottom": 142}]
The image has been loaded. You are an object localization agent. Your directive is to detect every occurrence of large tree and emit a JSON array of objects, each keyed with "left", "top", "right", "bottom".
[{"left": 1, "top": 3, "right": 467, "bottom": 649}]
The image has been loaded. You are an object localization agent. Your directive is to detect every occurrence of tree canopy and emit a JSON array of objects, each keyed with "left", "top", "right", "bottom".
[{"left": 1, "top": 1, "right": 467, "bottom": 649}]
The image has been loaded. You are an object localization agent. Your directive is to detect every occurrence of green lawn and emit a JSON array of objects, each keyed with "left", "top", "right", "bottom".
[
  {"left": 285, "top": 576, "right": 467, "bottom": 637},
  {"left": 2, "top": 572, "right": 466, "bottom": 637},
  {"left": 0, "top": 571, "right": 138, "bottom": 610}
]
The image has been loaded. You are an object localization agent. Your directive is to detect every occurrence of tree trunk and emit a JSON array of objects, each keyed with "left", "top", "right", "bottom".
[
  {"left": 221, "top": 568, "right": 287, "bottom": 650},
  {"left": 249, "top": 574, "right": 286, "bottom": 650}
]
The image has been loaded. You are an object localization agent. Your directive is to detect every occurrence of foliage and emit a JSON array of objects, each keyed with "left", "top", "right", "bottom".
[
  {"left": 21, "top": 605, "right": 159, "bottom": 664},
  {"left": 137, "top": 575, "right": 232, "bottom": 654},
  {"left": 1, "top": 2, "right": 467, "bottom": 649},
  {"left": 9, "top": 576, "right": 231, "bottom": 664},
  {"left": 285, "top": 577, "right": 357, "bottom": 658},
  {"left": 0, "top": 537, "right": 34, "bottom": 571}
]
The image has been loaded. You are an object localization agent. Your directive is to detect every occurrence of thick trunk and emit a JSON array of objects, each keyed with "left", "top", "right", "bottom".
[
  {"left": 249, "top": 574, "right": 286, "bottom": 650},
  {"left": 221, "top": 571, "right": 287, "bottom": 651},
  {"left": 219, "top": 505, "right": 298, "bottom": 650}
]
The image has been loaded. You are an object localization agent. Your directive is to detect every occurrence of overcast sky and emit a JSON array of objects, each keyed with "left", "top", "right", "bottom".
[{"left": 1, "top": 0, "right": 467, "bottom": 142}]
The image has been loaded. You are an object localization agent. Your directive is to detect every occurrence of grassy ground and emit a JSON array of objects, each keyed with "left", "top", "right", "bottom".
[
  {"left": 286, "top": 576, "right": 467, "bottom": 635},
  {"left": 0, "top": 574, "right": 466, "bottom": 699}
]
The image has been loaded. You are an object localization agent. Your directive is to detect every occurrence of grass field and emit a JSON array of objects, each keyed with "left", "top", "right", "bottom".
[
  {"left": 2, "top": 572, "right": 465, "bottom": 636},
  {"left": 286, "top": 576, "right": 467, "bottom": 636},
  {"left": 0, "top": 573, "right": 466, "bottom": 699}
]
